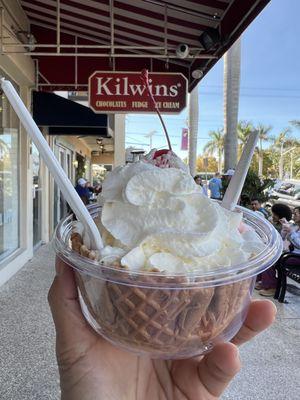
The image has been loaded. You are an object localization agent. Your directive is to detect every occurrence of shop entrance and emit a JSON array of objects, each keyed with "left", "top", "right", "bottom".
[
  {"left": 32, "top": 144, "right": 42, "bottom": 247},
  {"left": 54, "top": 145, "right": 73, "bottom": 227},
  {"left": 75, "top": 153, "right": 86, "bottom": 182}
]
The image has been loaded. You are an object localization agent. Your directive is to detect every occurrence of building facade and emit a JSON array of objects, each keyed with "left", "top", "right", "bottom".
[
  {"left": 0, "top": 2, "right": 125, "bottom": 286},
  {"left": 0, "top": 1, "right": 35, "bottom": 284}
]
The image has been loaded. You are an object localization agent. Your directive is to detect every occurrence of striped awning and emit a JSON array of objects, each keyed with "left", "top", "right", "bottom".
[{"left": 18, "top": 0, "right": 270, "bottom": 92}]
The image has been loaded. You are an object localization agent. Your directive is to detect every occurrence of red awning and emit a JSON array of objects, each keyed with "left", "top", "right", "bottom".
[{"left": 18, "top": 0, "right": 270, "bottom": 92}]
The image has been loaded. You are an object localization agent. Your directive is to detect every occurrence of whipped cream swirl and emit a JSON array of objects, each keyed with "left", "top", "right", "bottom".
[{"left": 99, "top": 162, "right": 265, "bottom": 273}]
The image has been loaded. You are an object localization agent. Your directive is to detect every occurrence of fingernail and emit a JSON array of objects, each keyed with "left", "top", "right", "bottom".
[{"left": 235, "top": 347, "right": 241, "bottom": 362}]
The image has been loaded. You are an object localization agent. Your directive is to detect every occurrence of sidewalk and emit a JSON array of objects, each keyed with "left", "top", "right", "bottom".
[{"left": 0, "top": 244, "right": 299, "bottom": 400}]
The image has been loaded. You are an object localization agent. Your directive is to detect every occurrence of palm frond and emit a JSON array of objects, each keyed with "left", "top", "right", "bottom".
[
  {"left": 289, "top": 120, "right": 300, "bottom": 129},
  {"left": 237, "top": 121, "right": 253, "bottom": 143},
  {"left": 203, "top": 129, "right": 224, "bottom": 155}
]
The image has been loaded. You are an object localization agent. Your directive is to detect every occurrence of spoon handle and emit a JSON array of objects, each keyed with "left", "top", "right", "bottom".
[{"left": 222, "top": 131, "right": 259, "bottom": 211}]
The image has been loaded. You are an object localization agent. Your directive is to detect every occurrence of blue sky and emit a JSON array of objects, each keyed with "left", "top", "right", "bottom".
[{"left": 125, "top": 0, "right": 300, "bottom": 158}]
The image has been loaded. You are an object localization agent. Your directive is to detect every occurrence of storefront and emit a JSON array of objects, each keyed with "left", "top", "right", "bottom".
[
  {"left": 0, "top": 1, "right": 35, "bottom": 285},
  {"left": 51, "top": 135, "right": 91, "bottom": 231},
  {"left": 0, "top": 0, "right": 270, "bottom": 287}
]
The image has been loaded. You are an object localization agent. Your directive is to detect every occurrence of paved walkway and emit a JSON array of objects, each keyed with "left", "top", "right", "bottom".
[{"left": 0, "top": 244, "right": 299, "bottom": 400}]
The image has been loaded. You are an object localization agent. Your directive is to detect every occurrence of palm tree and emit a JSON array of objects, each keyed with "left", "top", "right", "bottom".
[
  {"left": 271, "top": 128, "right": 291, "bottom": 179},
  {"left": 256, "top": 123, "right": 272, "bottom": 176},
  {"left": 287, "top": 122, "right": 300, "bottom": 178},
  {"left": 203, "top": 129, "right": 224, "bottom": 172},
  {"left": 237, "top": 121, "right": 253, "bottom": 156},
  {"left": 280, "top": 137, "right": 300, "bottom": 179},
  {"left": 223, "top": 37, "right": 241, "bottom": 171}
]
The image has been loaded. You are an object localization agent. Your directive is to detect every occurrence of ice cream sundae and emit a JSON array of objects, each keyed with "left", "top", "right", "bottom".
[{"left": 55, "top": 148, "right": 282, "bottom": 359}]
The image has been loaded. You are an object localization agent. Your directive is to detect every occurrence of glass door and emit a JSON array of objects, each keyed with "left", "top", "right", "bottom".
[
  {"left": 54, "top": 145, "right": 73, "bottom": 228},
  {"left": 32, "top": 143, "right": 42, "bottom": 247},
  {"left": 0, "top": 70, "right": 20, "bottom": 262},
  {"left": 59, "top": 148, "right": 66, "bottom": 219}
]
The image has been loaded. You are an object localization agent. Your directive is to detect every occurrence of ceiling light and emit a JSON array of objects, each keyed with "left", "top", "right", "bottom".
[{"left": 191, "top": 69, "right": 203, "bottom": 79}]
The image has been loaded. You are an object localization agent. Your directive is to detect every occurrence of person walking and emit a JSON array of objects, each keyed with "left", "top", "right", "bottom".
[{"left": 208, "top": 172, "right": 222, "bottom": 200}]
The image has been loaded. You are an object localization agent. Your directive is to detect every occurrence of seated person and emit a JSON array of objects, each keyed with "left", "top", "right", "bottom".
[
  {"left": 86, "top": 181, "right": 102, "bottom": 194},
  {"left": 269, "top": 203, "right": 292, "bottom": 233},
  {"left": 257, "top": 203, "right": 293, "bottom": 296},
  {"left": 273, "top": 207, "right": 300, "bottom": 292},
  {"left": 86, "top": 181, "right": 102, "bottom": 201},
  {"left": 194, "top": 175, "right": 208, "bottom": 196},
  {"left": 250, "top": 198, "right": 269, "bottom": 219},
  {"left": 75, "top": 178, "right": 90, "bottom": 205},
  {"left": 281, "top": 206, "right": 300, "bottom": 255}
]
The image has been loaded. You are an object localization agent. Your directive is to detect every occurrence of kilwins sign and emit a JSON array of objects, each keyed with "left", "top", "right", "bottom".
[{"left": 88, "top": 71, "right": 187, "bottom": 114}]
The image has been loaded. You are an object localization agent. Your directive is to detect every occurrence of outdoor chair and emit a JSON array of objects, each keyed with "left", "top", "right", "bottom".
[{"left": 274, "top": 253, "right": 300, "bottom": 303}]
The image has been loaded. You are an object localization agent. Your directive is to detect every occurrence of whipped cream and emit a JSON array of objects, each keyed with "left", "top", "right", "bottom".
[{"left": 98, "top": 161, "right": 265, "bottom": 273}]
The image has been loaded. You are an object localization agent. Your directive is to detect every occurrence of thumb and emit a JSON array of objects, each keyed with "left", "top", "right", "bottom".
[{"left": 48, "top": 257, "right": 96, "bottom": 345}]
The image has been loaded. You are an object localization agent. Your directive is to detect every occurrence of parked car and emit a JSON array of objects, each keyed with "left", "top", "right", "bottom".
[
  {"left": 268, "top": 181, "right": 300, "bottom": 209},
  {"left": 264, "top": 178, "right": 282, "bottom": 200}
]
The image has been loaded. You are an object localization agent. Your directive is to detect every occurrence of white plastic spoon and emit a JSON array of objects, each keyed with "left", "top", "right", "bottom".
[
  {"left": 221, "top": 131, "right": 259, "bottom": 211},
  {"left": 1, "top": 78, "right": 103, "bottom": 250}
]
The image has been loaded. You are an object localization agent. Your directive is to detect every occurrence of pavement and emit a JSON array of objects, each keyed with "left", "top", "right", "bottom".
[{"left": 0, "top": 244, "right": 299, "bottom": 400}]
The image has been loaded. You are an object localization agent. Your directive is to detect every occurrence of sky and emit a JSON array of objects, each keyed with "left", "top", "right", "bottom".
[{"left": 125, "top": 0, "right": 300, "bottom": 159}]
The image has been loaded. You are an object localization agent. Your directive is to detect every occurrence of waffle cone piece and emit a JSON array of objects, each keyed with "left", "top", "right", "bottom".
[{"left": 71, "top": 234, "right": 252, "bottom": 358}]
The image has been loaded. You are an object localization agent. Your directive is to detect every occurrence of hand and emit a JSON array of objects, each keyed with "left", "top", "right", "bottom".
[
  {"left": 48, "top": 258, "right": 277, "bottom": 400},
  {"left": 280, "top": 222, "right": 292, "bottom": 236},
  {"left": 283, "top": 239, "right": 292, "bottom": 252},
  {"left": 279, "top": 218, "right": 288, "bottom": 225}
]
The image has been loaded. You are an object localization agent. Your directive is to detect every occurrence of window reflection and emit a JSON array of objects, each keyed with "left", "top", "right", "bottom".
[{"left": 0, "top": 73, "right": 19, "bottom": 261}]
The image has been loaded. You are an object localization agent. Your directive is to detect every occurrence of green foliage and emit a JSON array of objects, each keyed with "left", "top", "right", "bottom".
[
  {"left": 240, "top": 169, "right": 275, "bottom": 206},
  {"left": 203, "top": 128, "right": 224, "bottom": 171},
  {"left": 237, "top": 121, "right": 253, "bottom": 144},
  {"left": 289, "top": 120, "right": 300, "bottom": 129},
  {"left": 196, "top": 155, "right": 218, "bottom": 172},
  {"left": 198, "top": 119, "right": 300, "bottom": 179},
  {"left": 203, "top": 129, "right": 224, "bottom": 155},
  {"left": 250, "top": 150, "right": 277, "bottom": 177}
]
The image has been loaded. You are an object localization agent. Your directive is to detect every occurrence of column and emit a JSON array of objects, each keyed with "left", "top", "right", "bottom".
[
  {"left": 188, "top": 87, "right": 199, "bottom": 176},
  {"left": 112, "top": 114, "right": 126, "bottom": 167}
]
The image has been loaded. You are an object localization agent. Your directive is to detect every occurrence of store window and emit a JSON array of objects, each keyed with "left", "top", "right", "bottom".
[{"left": 0, "top": 71, "right": 19, "bottom": 261}]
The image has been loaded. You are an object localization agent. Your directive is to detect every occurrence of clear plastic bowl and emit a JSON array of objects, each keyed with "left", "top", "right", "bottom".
[{"left": 53, "top": 204, "right": 282, "bottom": 359}]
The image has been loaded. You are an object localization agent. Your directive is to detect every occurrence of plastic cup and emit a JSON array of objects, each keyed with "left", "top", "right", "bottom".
[{"left": 53, "top": 204, "right": 282, "bottom": 359}]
